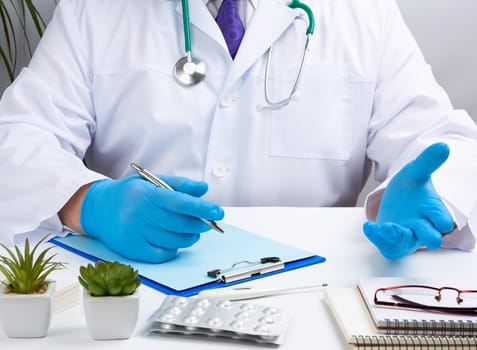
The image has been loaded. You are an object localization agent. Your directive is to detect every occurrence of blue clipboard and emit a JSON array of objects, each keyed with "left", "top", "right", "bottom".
[{"left": 51, "top": 223, "right": 325, "bottom": 296}]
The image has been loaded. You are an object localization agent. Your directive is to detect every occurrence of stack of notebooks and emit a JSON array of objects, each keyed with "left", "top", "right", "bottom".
[{"left": 325, "top": 277, "right": 477, "bottom": 349}]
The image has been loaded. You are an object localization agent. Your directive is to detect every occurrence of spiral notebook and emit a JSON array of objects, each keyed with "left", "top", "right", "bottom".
[
  {"left": 358, "top": 277, "right": 477, "bottom": 336},
  {"left": 324, "top": 287, "right": 477, "bottom": 349}
]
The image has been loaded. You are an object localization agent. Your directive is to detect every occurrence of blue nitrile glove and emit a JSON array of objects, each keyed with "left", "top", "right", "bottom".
[
  {"left": 363, "top": 142, "right": 455, "bottom": 260},
  {"left": 80, "top": 174, "right": 224, "bottom": 263}
]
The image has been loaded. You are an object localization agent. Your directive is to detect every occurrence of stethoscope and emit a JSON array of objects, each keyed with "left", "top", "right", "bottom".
[{"left": 174, "top": 0, "right": 315, "bottom": 110}]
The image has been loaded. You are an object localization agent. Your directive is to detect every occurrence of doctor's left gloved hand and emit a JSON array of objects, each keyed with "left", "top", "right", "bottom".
[
  {"left": 363, "top": 142, "right": 455, "bottom": 260},
  {"left": 79, "top": 174, "right": 224, "bottom": 264}
]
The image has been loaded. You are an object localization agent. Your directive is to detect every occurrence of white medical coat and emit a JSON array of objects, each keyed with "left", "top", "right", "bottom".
[{"left": 1, "top": 0, "right": 477, "bottom": 249}]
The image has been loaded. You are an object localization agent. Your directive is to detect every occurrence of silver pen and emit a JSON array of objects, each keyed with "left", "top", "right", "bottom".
[{"left": 130, "top": 163, "right": 224, "bottom": 234}]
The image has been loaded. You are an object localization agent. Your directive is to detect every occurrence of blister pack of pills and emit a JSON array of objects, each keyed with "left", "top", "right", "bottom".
[{"left": 148, "top": 295, "right": 289, "bottom": 345}]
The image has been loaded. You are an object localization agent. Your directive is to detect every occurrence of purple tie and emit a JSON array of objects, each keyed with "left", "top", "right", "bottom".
[{"left": 216, "top": 0, "right": 245, "bottom": 58}]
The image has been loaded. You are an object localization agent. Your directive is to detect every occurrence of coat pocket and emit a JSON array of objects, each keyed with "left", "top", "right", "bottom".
[{"left": 269, "top": 63, "right": 354, "bottom": 160}]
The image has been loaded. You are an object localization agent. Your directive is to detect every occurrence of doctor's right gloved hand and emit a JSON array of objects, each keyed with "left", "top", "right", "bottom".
[{"left": 80, "top": 174, "right": 224, "bottom": 263}]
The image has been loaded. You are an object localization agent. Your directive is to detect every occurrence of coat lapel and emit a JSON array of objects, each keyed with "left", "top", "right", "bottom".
[
  {"left": 175, "top": 0, "right": 228, "bottom": 53},
  {"left": 223, "top": 0, "right": 298, "bottom": 91}
]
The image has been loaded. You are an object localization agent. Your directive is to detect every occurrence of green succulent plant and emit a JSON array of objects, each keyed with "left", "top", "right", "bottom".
[
  {"left": 78, "top": 261, "right": 142, "bottom": 297},
  {"left": 0, "top": 235, "right": 66, "bottom": 294}
]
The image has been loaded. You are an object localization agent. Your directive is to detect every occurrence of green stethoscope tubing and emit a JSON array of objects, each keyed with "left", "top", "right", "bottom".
[
  {"left": 181, "top": 0, "right": 192, "bottom": 53},
  {"left": 174, "top": 0, "right": 206, "bottom": 85},
  {"left": 174, "top": 0, "right": 316, "bottom": 97},
  {"left": 264, "top": 1, "right": 315, "bottom": 109},
  {"left": 289, "top": 0, "right": 315, "bottom": 35}
]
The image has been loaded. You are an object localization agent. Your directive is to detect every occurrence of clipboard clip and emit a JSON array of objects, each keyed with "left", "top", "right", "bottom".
[{"left": 207, "top": 257, "right": 284, "bottom": 283}]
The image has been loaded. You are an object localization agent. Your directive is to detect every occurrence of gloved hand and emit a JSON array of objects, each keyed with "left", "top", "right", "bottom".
[
  {"left": 80, "top": 174, "right": 224, "bottom": 263},
  {"left": 363, "top": 142, "right": 455, "bottom": 260}
]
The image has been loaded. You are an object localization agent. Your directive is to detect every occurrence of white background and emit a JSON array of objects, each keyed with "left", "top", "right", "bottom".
[
  {"left": 1, "top": 0, "right": 476, "bottom": 201},
  {"left": 397, "top": 0, "right": 477, "bottom": 121}
]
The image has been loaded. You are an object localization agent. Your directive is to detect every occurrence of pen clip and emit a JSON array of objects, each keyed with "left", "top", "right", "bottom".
[
  {"left": 207, "top": 257, "right": 282, "bottom": 279},
  {"left": 219, "top": 261, "right": 285, "bottom": 283}
]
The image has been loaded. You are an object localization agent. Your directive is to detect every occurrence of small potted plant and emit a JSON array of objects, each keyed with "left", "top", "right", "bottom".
[
  {"left": 79, "top": 260, "right": 142, "bottom": 340},
  {"left": 0, "top": 235, "right": 66, "bottom": 338}
]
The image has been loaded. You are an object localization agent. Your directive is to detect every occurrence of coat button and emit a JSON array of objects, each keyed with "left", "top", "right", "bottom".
[
  {"left": 212, "top": 164, "right": 229, "bottom": 178},
  {"left": 220, "top": 96, "right": 233, "bottom": 108}
]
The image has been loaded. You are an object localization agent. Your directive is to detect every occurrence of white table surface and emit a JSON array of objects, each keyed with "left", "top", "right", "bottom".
[{"left": 2, "top": 207, "right": 476, "bottom": 349}]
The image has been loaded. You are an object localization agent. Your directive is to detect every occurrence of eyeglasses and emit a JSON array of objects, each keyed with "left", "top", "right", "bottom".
[{"left": 374, "top": 284, "right": 477, "bottom": 315}]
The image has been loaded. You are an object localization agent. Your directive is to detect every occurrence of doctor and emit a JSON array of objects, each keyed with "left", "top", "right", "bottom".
[{"left": 0, "top": 0, "right": 477, "bottom": 263}]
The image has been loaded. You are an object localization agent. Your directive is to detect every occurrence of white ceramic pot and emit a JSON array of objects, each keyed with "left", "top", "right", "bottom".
[
  {"left": 83, "top": 289, "right": 140, "bottom": 340},
  {"left": 0, "top": 281, "right": 55, "bottom": 338}
]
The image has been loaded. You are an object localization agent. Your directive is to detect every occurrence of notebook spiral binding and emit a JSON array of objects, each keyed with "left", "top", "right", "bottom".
[
  {"left": 352, "top": 335, "right": 477, "bottom": 349},
  {"left": 383, "top": 319, "right": 477, "bottom": 337}
]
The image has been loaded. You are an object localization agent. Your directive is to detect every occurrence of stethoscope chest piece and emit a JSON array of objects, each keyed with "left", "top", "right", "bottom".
[{"left": 174, "top": 55, "right": 206, "bottom": 86}]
